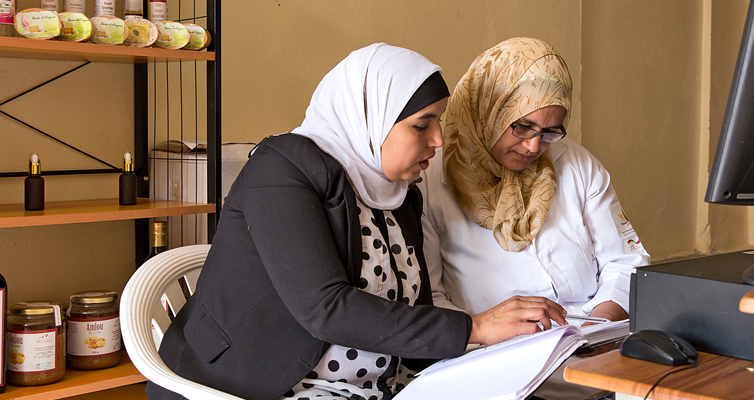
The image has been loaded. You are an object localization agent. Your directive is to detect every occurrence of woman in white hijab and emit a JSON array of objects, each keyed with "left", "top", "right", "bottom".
[{"left": 148, "top": 43, "right": 567, "bottom": 400}]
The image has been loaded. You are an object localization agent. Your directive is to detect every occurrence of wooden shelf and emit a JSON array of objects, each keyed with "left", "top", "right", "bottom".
[
  {"left": 740, "top": 289, "right": 754, "bottom": 314},
  {"left": 0, "top": 36, "right": 214, "bottom": 63},
  {"left": 0, "top": 351, "right": 146, "bottom": 400},
  {"left": 0, "top": 198, "right": 216, "bottom": 228},
  {"left": 68, "top": 383, "right": 147, "bottom": 400}
]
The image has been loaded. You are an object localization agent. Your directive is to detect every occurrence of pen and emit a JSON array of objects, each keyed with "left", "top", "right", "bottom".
[{"left": 564, "top": 314, "right": 611, "bottom": 323}]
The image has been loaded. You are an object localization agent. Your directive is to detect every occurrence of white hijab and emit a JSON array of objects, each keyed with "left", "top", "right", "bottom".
[{"left": 292, "top": 43, "right": 442, "bottom": 210}]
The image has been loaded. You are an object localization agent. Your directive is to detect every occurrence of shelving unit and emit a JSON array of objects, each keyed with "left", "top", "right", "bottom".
[{"left": 0, "top": 1, "right": 221, "bottom": 398}]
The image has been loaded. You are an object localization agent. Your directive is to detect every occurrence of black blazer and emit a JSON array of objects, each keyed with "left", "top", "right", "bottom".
[{"left": 147, "top": 134, "right": 471, "bottom": 400}]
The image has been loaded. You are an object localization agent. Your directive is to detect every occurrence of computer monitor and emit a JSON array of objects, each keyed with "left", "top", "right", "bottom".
[
  {"left": 705, "top": 0, "right": 754, "bottom": 205},
  {"left": 705, "top": 1, "right": 754, "bottom": 286}
]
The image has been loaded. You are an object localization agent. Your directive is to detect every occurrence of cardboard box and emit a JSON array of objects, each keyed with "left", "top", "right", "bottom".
[{"left": 150, "top": 142, "right": 255, "bottom": 247}]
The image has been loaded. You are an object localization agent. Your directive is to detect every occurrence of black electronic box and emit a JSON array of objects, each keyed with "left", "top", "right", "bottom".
[{"left": 630, "top": 250, "right": 754, "bottom": 361}]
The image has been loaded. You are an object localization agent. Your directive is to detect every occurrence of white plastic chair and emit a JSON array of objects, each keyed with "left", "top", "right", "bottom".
[{"left": 120, "top": 244, "right": 244, "bottom": 400}]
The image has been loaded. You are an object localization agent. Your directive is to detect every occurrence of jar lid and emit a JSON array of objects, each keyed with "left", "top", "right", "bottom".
[
  {"left": 10, "top": 302, "right": 57, "bottom": 315},
  {"left": 70, "top": 291, "right": 119, "bottom": 304}
]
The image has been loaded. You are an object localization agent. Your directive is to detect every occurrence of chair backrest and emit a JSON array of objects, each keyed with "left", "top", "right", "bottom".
[{"left": 120, "top": 244, "right": 244, "bottom": 400}]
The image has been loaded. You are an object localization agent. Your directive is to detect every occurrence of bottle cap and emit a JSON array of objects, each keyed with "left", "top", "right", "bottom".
[
  {"left": 29, "top": 152, "right": 41, "bottom": 175},
  {"left": 123, "top": 151, "right": 134, "bottom": 172},
  {"left": 150, "top": 221, "right": 168, "bottom": 247},
  {"left": 151, "top": 220, "right": 167, "bottom": 234}
]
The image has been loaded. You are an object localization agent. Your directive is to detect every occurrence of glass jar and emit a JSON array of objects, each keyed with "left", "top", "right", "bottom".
[
  {"left": 7, "top": 302, "right": 66, "bottom": 386},
  {"left": 66, "top": 291, "right": 121, "bottom": 370}
]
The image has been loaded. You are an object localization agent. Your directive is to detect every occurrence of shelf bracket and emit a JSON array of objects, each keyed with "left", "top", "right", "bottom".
[{"left": 0, "top": 61, "right": 120, "bottom": 178}]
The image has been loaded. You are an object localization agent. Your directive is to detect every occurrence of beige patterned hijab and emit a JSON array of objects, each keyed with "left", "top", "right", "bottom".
[{"left": 443, "top": 37, "right": 572, "bottom": 252}]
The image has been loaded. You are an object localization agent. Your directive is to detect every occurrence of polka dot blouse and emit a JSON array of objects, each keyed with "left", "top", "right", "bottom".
[{"left": 280, "top": 201, "right": 422, "bottom": 400}]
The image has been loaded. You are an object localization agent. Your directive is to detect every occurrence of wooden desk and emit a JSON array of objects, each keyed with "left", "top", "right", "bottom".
[
  {"left": 741, "top": 289, "right": 754, "bottom": 314},
  {"left": 564, "top": 350, "right": 754, "bottom": 400}
]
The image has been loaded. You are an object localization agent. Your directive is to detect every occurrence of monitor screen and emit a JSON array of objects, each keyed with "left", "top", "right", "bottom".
[{"left": 705, "top": 0, "right": 754, "bottom": 205}]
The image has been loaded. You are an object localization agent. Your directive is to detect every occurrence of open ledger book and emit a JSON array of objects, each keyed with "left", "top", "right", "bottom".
[{"left": 394, "top": 319, "right": 628, "bottom": 400}]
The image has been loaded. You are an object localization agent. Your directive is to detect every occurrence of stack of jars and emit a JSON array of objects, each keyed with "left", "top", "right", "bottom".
[{"left": 7, "top": 290, "right": 121, "bottom": 387}]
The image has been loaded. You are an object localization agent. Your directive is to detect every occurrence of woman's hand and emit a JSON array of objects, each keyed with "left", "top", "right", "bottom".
[
  {"left": 577, "top": 301, "right": 628, "bottom": 357},
  {"left": 468, "top": 296, "right": 567, "bottom": 346}
]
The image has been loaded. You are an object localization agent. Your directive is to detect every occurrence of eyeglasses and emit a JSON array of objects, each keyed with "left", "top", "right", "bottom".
[{"left": 509, "top": 123, "right": 567, "bottom": 143}]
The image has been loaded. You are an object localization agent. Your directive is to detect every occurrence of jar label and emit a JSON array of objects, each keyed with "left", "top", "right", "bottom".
[
  {"left": 67, "top": 316, "right": 121, "bottom": 356},
  {"left": 149, "top": 2, "right": 167, "bottom": 22},
  {"left": 125, "top": 22, "right": 150, "bottom": 43},
  {"left": 94, "top": 0, "right": 114, "bottom": 16},
  {"left": 41, "top": 0, "right": 59, "bottom": 12},
  {"left": 63, "top": 0, "right": 85, "bottom": 13},
  {"left": 0, "top": 1, "right": 16, "bottom": 25},
  {"left": 155, "top": 21, "right": 188, "bottom": 49},
  {"left": 53, "top": 304, "right": 62, "bottom": 326},
  {"left": 0, "top": 288, "right": 4, "bottom": 386},
  {"left": 184, "top": 25, "right": 207, "bottom": 50},
  {"left": 91, "top": 16, "right": 126, "bottom": 44},
  {"left": 8, "top": 329, "right": 58, "bottom": 372},
  {"left": 14, "top": 10, "right": 61, "bottom": 39},
  {"left": 58, "top": 12, "right": 92, "bottom": 42}
]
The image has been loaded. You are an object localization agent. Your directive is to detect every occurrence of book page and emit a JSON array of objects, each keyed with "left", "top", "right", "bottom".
[
  {"left": 418, "top": 328, "right": 560, "bottom": 377},
  {"left": 579, "top": 319, "right": 629, "bottom": 346},
  {"left": 395, "top": 325, "right": 586, "bottom": 400}
]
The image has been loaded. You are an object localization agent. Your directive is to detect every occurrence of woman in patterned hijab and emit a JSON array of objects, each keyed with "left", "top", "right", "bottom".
[
  {"left": 420, "top": 37, "right": 649, "bottom": 399},
  {"left": 443, "top": 37, "right": 572, "bottom": 251}
]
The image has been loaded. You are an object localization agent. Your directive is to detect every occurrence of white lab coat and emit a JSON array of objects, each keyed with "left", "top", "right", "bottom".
[{"left": 418, "top": 138, "right": 650, "bottom": 317}]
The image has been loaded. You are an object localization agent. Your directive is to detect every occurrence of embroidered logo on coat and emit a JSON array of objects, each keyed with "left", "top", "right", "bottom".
[{"left": 610, "top": 205, "right": 644, "bottom": 253}]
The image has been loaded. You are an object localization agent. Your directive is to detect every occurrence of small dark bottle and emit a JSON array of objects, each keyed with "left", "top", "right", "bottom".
[
  {"left": 145, "top": 221, "right": 168, "bottom": 262},
  {"left": 145, "top": 221, "right": 174, "bottom": 319},
  {"left": 119, "top": 151, "right": 137, "bottom": 206},
  {"left": 0, "top": 272, "right": 7, "bottom": 393},
  {"left": 24, "top": 153, "right": 44, "bottom": 211}
]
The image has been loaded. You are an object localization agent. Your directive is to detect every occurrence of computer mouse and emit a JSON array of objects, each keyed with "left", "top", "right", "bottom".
[{"left": 620, "top": 330, "right": 698, "bottom": 366}]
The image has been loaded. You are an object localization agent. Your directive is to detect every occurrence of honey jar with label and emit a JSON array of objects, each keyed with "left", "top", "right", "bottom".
[
  {"left": 7, "top": 302, "right": 66, "bottom": 386},
  {"left": 66, "top": 291, "right": 121, "bottom": 370}
]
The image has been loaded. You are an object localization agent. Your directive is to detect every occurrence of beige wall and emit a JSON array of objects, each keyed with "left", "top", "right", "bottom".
[
  {"left": 0, "top": 52, "right": 135, "bottom": 305},
  {"left": 579, "top": 0, "right": 751, "bottom": 260},
  {"left": 581, "top": 0, "right": 706, "bottom": 260},
  {"left": 226, "top": 0, "right": 583, "bottom": 144},
  {"left": 0, "top": 0, "right": 751, "bottom": 305},
  {"left": 223, "top": 0, "right": 752, "bottom": 262}
]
